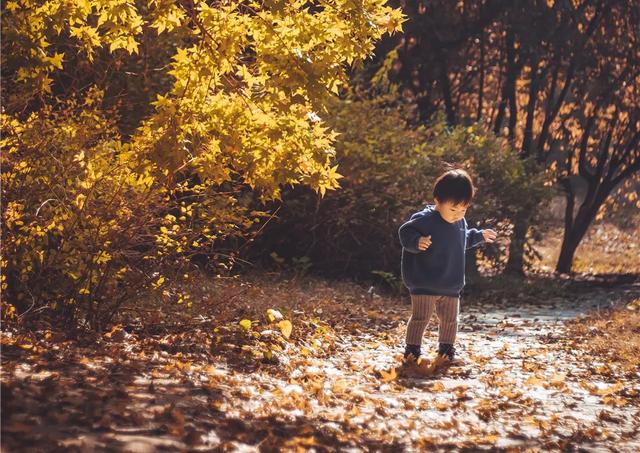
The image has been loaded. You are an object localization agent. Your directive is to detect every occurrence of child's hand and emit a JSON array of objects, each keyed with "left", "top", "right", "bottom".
[
  {"left": 417, "top": 235, "right": 432, "bottom": 251},
  {"left": 482, "top": 229, "right": 497, "bottom": 243}
]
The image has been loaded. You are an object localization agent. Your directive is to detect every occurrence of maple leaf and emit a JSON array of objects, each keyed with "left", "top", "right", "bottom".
[
  {"left": 278, "top": 320, "right": 292, "bottom": 339},
  {"left": 379, "top": 367, "right": 397, "bottom": 382}
]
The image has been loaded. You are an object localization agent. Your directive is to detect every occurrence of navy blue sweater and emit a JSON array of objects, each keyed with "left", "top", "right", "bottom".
[{"left": 398, "top": 205, "right": 485, "bottom": 296}]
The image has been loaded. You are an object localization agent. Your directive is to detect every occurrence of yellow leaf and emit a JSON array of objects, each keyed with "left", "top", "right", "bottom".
[
  {"left": 48, "top": 52, "right": 64, "bottom": 70},
  {"left": 74, "top": 193, "right": 86, "bottom": 209},
  {"left": 152, "top": 276, "right": 165, "bottom": 288},
  {"left": 239, "top": 319, "right": 252, "bottom": 331},
  {"left": 278, "top": 320, "right": 292, "bottom": 339},
  {"left": 126, "top": 36, "right": 139, "bottom": 54}
]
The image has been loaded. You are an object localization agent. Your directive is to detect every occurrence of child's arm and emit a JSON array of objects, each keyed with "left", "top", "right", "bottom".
[
  {"left": 464, "top": 219, "right": 497, "bottom": 250},
  {"left": 398, "top": 212, "right": 431, "bottom": 254}
]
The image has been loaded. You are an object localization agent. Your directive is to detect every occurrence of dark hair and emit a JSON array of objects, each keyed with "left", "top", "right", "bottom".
[{"left": 433, "top": 169, "right": 475, "bottom": 205}]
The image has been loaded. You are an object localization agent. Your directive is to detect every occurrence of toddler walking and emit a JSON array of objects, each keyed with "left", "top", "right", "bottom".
[{"left": 398, "top": 169, "right": 496, "bottom": 363}]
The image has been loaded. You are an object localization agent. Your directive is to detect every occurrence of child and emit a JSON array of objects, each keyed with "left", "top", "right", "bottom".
[{"left": 398, "top": 169, "right": 496, "bottom": 364}]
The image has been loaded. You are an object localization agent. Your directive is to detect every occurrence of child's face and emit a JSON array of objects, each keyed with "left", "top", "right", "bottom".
[{"left": 435, "top": 200, "right": 469, "bottom": 223}]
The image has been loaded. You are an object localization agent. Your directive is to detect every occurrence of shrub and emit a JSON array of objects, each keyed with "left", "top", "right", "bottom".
[
  {"left": 1, "top": 90, "right": 250, "bottom": 330},
  {"left": 248, "top": 99, "right": 549, "bottom": 282}
]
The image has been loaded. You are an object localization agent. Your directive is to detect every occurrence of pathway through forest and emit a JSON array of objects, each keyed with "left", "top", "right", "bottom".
[{"left": 2, "top": 279, "right": 639, "bottom": 452}]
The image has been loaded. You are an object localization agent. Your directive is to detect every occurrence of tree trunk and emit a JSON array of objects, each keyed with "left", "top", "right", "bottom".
[
  {"left": 493, "top": 28, "right": 520, "bottom": 136},
  {"left": 522, "top": 58, "right": 541, "bottom": 156},
  {"left": 556, "top": 179, "right": 576, "bottom": 274},
  {"left": 437, "top": 51, "right": 456, "bottom": 125},
  {"left": 556, "top": 189, "right": 601, "bottom": 274},
  {"left": 476, "top": 30, "right": 485, "bottom": 121},
  {"left": 556, "top": 233, "right": 579, "bottom": 274},
  {"left": 504, "top": 215, "right": 528, "bottom": 276},
  {"left": 556, "top": 216, "right": 591, "bottom": 274}
]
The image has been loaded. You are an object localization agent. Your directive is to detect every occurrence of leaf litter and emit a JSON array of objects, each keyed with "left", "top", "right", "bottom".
[{"left": 2, "top": 273, "right": 639, "bottom": 451}]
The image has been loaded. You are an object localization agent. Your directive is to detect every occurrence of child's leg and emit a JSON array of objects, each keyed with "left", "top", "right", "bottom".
[
  {"left": 405, "top": 295, "right": 437, "bottom": 353},
  {"left": 435, "top": 296, "right": 460, "bottom": 344}
]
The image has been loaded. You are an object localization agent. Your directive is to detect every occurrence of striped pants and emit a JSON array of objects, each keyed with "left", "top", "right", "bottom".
[{"left": 406, "top": 294, "right": 460, "bottom": 346}]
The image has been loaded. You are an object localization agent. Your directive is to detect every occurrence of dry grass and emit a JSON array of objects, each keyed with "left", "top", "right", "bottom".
[
  {"left": 531, "top": 209, "right": 640, "bottom": 275},
  {"left": 118, "top": 271, "right": 404, "bottom": 338},
  {"left": 531, "top": 210, "right": 640, "bottom": 373},
  {"left": 565, "top": 299, "right": 640, "bottom": 374}
]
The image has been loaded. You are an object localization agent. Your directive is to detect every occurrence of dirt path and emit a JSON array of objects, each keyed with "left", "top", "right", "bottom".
[{"left": 2, "top": 281, "right": 639, "bottom": 452}]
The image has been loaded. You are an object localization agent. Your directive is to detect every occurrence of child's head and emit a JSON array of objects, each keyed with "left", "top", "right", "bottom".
[{"left": 433, "top": 169, "right": 475, "bottom": 223}]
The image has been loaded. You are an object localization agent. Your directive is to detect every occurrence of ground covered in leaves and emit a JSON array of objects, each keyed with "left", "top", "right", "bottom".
[{"left": 2, "top": 273, "right": 639, "bottom": 452}]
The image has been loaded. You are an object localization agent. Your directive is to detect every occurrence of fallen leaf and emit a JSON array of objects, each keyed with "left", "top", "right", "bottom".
[
  {"left": 524, "top": 375, "right": 544, "bottom": 387},
  {"left": 278, "top": 320, "right": 293, "bottom": 339},
  {"left": 266, "top": 308, "right": 283, "bottom": 322},
  {"left": 379, "top": 367, "right": 397, "bottom": 382}
]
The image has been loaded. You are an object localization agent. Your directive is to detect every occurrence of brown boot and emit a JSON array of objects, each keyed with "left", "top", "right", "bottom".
[{"left": 437, "top": 343, "right": 465, "bottom": 365}]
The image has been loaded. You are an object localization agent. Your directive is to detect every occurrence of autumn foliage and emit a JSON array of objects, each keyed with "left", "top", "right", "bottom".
[
  {"left": 376, "top": 0, "right": 640, "bottom": 273},
  {"left": 1, "top": 0, "right": 404, "bottom": 328}
]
